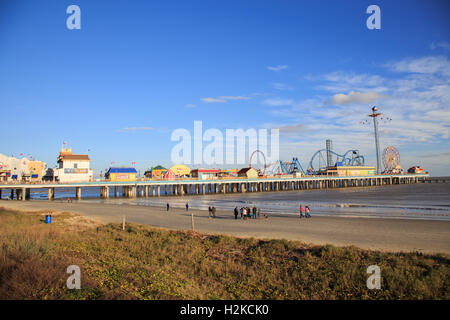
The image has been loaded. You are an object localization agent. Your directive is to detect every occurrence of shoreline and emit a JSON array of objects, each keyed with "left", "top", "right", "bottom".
[{"left": 1, "top": 199, "right": 449, "bottom": 255}]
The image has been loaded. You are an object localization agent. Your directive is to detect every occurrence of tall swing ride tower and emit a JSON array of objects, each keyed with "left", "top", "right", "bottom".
[{"left": 368, "top": 106, "right": 382, "bottom": 174}]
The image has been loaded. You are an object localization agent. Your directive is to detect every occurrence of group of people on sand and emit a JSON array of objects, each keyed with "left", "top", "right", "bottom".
[
  {"left": 299, "top": 204, "right": 311, "bottom": 218},
  {"left": 166, "top": 201, "right": 311, "bottom": 219},
  {"left": 208, "top": 206, "right": 217, "bottom": 218},
  {"left": 233, "top": 205, "right": 268, "bottom": 220}
]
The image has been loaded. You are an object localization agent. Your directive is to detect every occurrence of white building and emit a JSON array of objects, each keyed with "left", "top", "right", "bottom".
[
  {"left": 53, "top": 148, "right": 93, "bottom": 183},
  {"left": 0, "top": 153, "right": 47, "bottom": 182}
]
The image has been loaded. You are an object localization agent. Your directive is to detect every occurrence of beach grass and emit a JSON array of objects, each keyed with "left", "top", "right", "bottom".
[{"left": 0, "top": 207, "right": 448, "bottom": 300}]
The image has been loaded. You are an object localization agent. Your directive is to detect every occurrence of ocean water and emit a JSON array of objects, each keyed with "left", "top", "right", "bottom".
[{"left": 6, "top": 180, "right": 450, "bottom": 221}]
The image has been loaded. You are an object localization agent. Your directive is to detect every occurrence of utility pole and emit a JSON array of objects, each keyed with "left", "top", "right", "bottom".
[{"left": 368, "top": 106, "right": 382, "bottom": 174}]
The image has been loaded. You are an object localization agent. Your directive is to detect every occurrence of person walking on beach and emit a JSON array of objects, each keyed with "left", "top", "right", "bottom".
[
  {"left": 240, "top": 207, "right": 243, "bottom": 218},
  {"left": 166, "top": 203, "right": 170, "bottom": 211},
  {"left": 185, "top": 202, "right": 189, "bottom": 211},
  {"left": 299, "top": 204, "right": 304, "bottom": 218},
  {"left": 212, "top": 206, "right": 216, "bottom": 218},
  {"left": 257, "top": 208, "right": 261, "bottom": 218},
  {"left": 234, "top": 207, "right": 239, "bottom": 220},
  {"left": 208, "top": 206, "right": 212, "bottom": 218},
  {"left": 305, "top": 205, "right": 311, "bottom": 218},
  {"left": 252, "top": 206, "right": 257, "bottom": 219}
]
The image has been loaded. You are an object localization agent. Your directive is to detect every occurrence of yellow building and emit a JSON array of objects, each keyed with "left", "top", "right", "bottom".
[
  {"left": 28, "top": 161, "right": 46, "bottom": 181},
  {"left": 238, "top": 167, "right": 259, "bottom": 179},
  {"left": 144, "top": 165, "right": 167, "bottom": 179},
  {"left": 169, "top": 164, "right": 191, "bottom": 177},
  {"left": 326, "top": 166, "right": 376, "bottom": 176},
  {"left": 106, "top": 167, "right": 137, "bottom": 181}
]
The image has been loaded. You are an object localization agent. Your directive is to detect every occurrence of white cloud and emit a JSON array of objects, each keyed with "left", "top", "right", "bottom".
[
  {"left": 278, "top": 123, "right": 308, "bottom": 134},
  {"left": 218, "top": 96, "right": 250, "bottom": 101},
  {"left": 385, "top": 56, "right": 450, "bottom": 76},
  {"left": 201, "top": 97, "right": 226, "bottom": 103},
  {"left": 317, "top": 71, "right": 386, "bottom": 93},
  {"left": 430, "top": 41, "right": 450, "bottom": 52},
  {"left": 272, "top": 82, "right": 294, "bottom": 91},
  {"left": 267, "top": 65, "right": 288, "bottom": 71},
  {"left": 263, "top": 98, "right": 294, "bottom": 107},
  {"left": 201, "top": 96, "right": 250, "bottom": 103},
  {"left": 330, "top": 91, "right": 387, "bottom": 105}
]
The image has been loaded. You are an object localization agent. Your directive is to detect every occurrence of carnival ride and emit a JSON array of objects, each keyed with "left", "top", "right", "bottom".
[
  {"left": 382, "top": 146, "right": 402, "bottom": 174},
  {"left": 253, "top": 148, "right": 366, "bottom": 176},
  {"left": 249, "top": 150, "right": 267, "bottom": 175},
  {"left": 308, "top": 149, "right": 365, "bottom": 174}
]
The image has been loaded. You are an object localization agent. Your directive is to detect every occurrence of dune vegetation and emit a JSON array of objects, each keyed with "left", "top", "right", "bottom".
[{"left": 0, "top": 207, "right": 448, "bottom": 300}]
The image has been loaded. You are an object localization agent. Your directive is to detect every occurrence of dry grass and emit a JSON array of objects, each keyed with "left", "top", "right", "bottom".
[{"left": 0, "top": 207, "right": 448, "bottom": 300}]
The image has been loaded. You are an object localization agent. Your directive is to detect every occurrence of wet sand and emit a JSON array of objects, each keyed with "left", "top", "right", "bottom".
[{"left": 1, "top": 200, "right": 449, "bottom": 255}]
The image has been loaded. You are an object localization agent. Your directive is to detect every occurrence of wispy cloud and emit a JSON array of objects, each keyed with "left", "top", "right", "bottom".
[
  {"left": 267, "top": 65, "right": 288, "bottom": 71},
  {"left": 278, "top": 123, "right": 309, "bottom": 135},
  {"left": 330, "top": 91, "right": 387, "bottom": 105},
  {"left": 118, "top": 126, "right": 154, "bottom": 132},
  {"left": 185, "top": 104, "right": 196, "bottom": 108},
  {"left": 272, "top": 82, "right": 294, "bottom": 91},
  {"left": 201, "top": 96, "right": 250, "bottom": 103},
  {"left": 430, "top": 41, "right": 450, "bottom": 52},
  {"left": 384, "top": 55, "right": 450, "bottom": 76},
  {"left": 263, "top": 98, "right": 294, "bottom": 107}
]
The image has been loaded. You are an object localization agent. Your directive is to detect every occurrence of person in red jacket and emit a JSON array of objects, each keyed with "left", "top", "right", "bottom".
[
  {"left": 299, "top": 204, "right": 304, "bottom": 218},
  {"left": 305, "top": 205, "right": 311, "bottom": 218}
]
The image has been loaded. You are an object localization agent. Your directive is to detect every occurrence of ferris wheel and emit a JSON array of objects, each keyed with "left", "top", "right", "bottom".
[
  {"left": 382, "top": 146, "right": 400, "bottom": 171},
  {"left": 249, "top": 150, "right": 267, "bottom": 175}
]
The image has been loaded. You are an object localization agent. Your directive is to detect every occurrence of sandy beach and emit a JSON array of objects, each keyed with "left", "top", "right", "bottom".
[{"left": 1, "top": 199, "right": 449, "bottom": 255}]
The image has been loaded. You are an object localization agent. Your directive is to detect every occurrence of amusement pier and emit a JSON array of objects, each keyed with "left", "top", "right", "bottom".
[
  {"left": 0, "top": 173, "right": 431, "bottom": 201},
  {"left": 0, "top": 107, "right": 435, "bottom": 201}
]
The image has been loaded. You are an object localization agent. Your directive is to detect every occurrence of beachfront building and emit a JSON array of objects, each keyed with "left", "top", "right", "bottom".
[
  {"left": 105, "top": 167, "right": 137, "bottom": 181},
  {"left": 238, "top": 167, "right": 259, "bottom": 179},
  {"left": 325, "top": 165, "right": 376, "bottom": 176},
  {"left": 0, "top": 153, "right": 47, "bottom": 182},
  {"left": 219, "top": 169, "right": 238, "bottom": 178},
  {"left": 169, "top": 164, "right": 191, "bottom": 178},
  {"left": 144, "top": 165, "right": 167, "bottom": 179},
  {"left": 53, "top": 148, "right": 93, "bottom": 183},
  {"left": 27, "top": 160, "right": 46, "bottom": 182},
  {"left": 191, "top": 169, "right": 220, "bottom": 180}
]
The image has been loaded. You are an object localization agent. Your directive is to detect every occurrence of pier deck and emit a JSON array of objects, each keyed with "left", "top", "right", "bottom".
[{"left": 0, "top": 174, "right": 431, "bottom": 201}]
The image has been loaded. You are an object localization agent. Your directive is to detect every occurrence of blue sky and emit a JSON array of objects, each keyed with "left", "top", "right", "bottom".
[{"left": 0, "top": 0, "right": 449, "bottom": 176}]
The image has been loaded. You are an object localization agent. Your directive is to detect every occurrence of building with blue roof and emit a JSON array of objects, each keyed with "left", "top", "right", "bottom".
[{"left": 105, "top": 167, "right": 137, "bottom": 181}]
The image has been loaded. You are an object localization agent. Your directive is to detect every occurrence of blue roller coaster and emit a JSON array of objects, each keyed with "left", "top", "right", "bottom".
[
  {"left": 265, "top": 150, "right": 365, "bottom": 176},
  {"left": 308, "top": 149, "right": 365, "bottom": 174}
]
